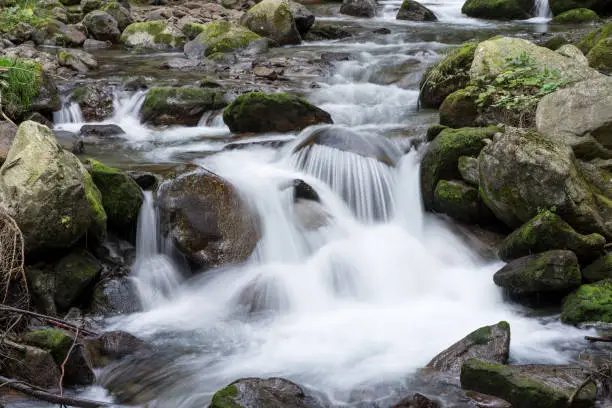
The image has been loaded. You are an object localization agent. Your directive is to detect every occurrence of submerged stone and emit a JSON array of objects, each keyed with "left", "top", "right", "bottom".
[
  {"left": 210, "top": 378, "right": 324, "bottom": 408},
  {"left": 140, "top": 87, "right": 228, "bottom": 126}
]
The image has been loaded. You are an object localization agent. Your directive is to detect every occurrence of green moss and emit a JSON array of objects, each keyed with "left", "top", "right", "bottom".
[
  {"left": 182, "top": 22, "right": 206, "bottom": 39},
  {"left": 22, "top": 329, "right": 73, "bottom": 363},
  {"left": 561, "top": 279, "right": 612, "bottom": 324},
  {"left": 0, "top": 57, "right": 41, "bottom": 121},
  {"left": 461, "top": 0, "right": 528, "bottom": 19},
  {"left": 586, "top": 37, "right": 612, "bottom": 72},
  {"left": 439, "top": 86, "right": 479, "bottom": 127},
  {"left": 553, "top": 8, "right": 599, "bottom": 23},
  {"left": 121, "top": 21, "right": 185, "bottom": 48},
  {"left": 70, "top": 86, "right": 88, "bottom": 102},
  {"left": 542, "top": 36, "right": 568, "bottom": 50},
  {"left": 0, "top": 0, "right": 46, "bottom": 34},
  {"left": 197, "top": 21, "right": 260, "bottom": 57},
  {"left": 83, "top": 169, "right": 107, "bottom": 239},
  {"left": 576, "top": 22, "right": 612, "bottom": 54},
  {"left": 210, "top": 384, "right": 242, "bottom": 408},
  {"left": 223, "top": 91, "right": 314, "bottom": 128},
  {"left": 467, "top": 325, "right": 492, "bottom": 345}
]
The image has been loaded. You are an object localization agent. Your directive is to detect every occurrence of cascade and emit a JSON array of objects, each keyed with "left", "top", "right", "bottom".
[{"left": 535, "top": 0, "right": 551, "bottom": 18}]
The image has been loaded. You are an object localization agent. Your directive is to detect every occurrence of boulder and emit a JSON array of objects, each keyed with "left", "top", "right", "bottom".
[
  {"left": 240, "top": 0, "right": 302, "bottom": 45},
  {"left": 210, "top": 378, "right": 323, "bottom": 408},
  {"left": 561, "top": 279, "right": 612, "bottom": 324},
  {"left": 396, "top": 0, "right": 437, "bottom": 20},
  {"left": 1, "top": 342, "right": 60, "bottom": 388},
  {"left": 83, "top": 10, "right": 121, "bottom": 43},
  {"left": 426, "top": 321, "right": 510, "bottom": 376},
  {"left": 91, "top": 277, "right": 141, "bottom": 315},
  {"left": 85, "top": 159, "right": 143, "bottom": 242},
  {"left": 121, "top": 21, "right": 186, "bottom": 50},
  {"left": 553, "top": 8, "right": 600, "bottom": 23},
  {"left": 340, "top": 0, "right": 376, "bottom": 17},
  {"left": 0, "top": 121, "right": 106, "bottom": 255},
  {"left": 127, "top": 171, "right": 160, "bottom": 190},
  {"left": 184, "top": 21, "right": 261, "bottom": 60},
  {"left": 461, "top": 0, "right": 532, "bottom": 19},
  {"left": 419, "top": 42, "right": 477, "bottom": 109},
  {"left": 439, "top": 87, "right": 479, "bottom": 128},
  {"left": 433, "top": 180, "right": 491, "bottom": 224},
  {"left": 420, "top": 126, "right": 500, "bottom": 211},
  {"left": 493, "top": 250, "right": 581, "bottom": 298},
  {"left": 576, "top": 22, "right": 611, "bottom": 55},
  {"left": 583, "top": 254, "right": 612, "bottom": 283},
  {"left": 32, "top": 19, "right": 86, "bottom": 47},
  {"left": 0, "top": 120, "right": 17, "bottom": 166},
  {"left": 83, "top": 331, "right": 146, "bottom": 368},
  {"left": 457, "top": 155, "right": 479, "bottom": 186},
  {"left": 556, "top": 44, "right": 588, "bottom": 65},
  {"left": 478, "top": 127, "right": 612, "bottom": 239},
  {"left": 80, "top": 124, "right": 125, "bottom": 139},
  {"left": 158, "top": 170, "right": 260, "bottom": 270},
  {"left": 587, "top": 37, "right": 612, "bottom": 73},
  {"left": 223, "top": 91, "right": 332, "bottom": 133},
  {"left": 25, "top": 267, "right": 57, "bottom": 316},
  {"left": 83, "top": 38, "right": 112, "bottom": 49},
  {"left": 70, "top": 85, "right": 114, "bottom": 122},
  {"left": 22, "top": 328, "right": 95, "bottom": 386},
  {"left": 549, "top": 0, "right": 611, "bottom": 16},
  {"left": 57, "top": 49, "right": 97, "bottom": 73},
  {"left": 536, "top": 76, "right": 612, "bottom": 160},
  {"left": 99, "top": 1, "right": 132, "bottom": 31},
  {"left": 288, "top": 1, "right": 315, "bottom": 36},
  {"left": 460, "top": 359, "right": 596, "bottom": 408},
  {"left": 53, "top": 249, "right": 102, "bottom": 311},
  {"left": 543, "top": 35, "right": 569, "bottom": 50},
  {"left": 140, "top": 87, "right": 228, "bottom": 126},
  {"left": 498, "top": 211, "right": 605, "bottom": 263},
  {"left": 82, "top": 0, "right": 103, "bottom": 14}
]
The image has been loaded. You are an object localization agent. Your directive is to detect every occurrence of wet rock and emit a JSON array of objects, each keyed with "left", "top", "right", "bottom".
[
  {"left": 83, "top": 38, "right": 112, "bottom": 49},
  {"left": 556, "top": 44, "right": 589, "bottom": 65},
  {"left": 304, "top": 22, "right": 353, "bottom": 41},
  {"left": 427, "top": 321, "right": 510, "bottom": 376},
  {"left": 127, "top": 171, "right": 160, "bottom": 190},
  {"left": 99, "top": 1, "right": 132, "bottom": 31},
  {"left": 1, "top": 342, "right": 60, "bottom": 388},
  {"left": 53, "top": 249, "right": 102, "bottom": 311},
  {"left": 80, "top": 124, "right": 125, "bottom": 139},
  {"left": 420, "top": 126, "right": 500, "bottom": 212},
  {"left": 457, "top": 156, "right": 479, "bottom": 186},
  {"left": 433, "top": 179, "right": 492, "bottom": 224},
  {"left": 83, "top": 331, "right": 146, "bottom": 368},
  {"left": 293, "top": 179, "right": 320, "bottom": 202},
  {"left": 25, "top": 267, "right": 57, "bottom": 315},
  {"left": 223, "top": 91, "right": 332, "bottom": 133},
  {"left": 583, "top": 253, "right": 612, "bottom": 283},
  {"left": 293, "top": 199, "right": 329, "bottom": 230},
  {"left": 549, "top": 0, "right": 611, "bottom": 16},
  {"left": 396, "top": 0, "right": 437, "bottom": 21},
  {"left": 0, "top": 120, "right": 17, "bottom": 166},
  {"left": 460, "top": 359, "right": 596, "bottom": 408},
  {"left": 463, "top": 391, "right": 512, "bottom": 408},
  {"left": 82, "top": 0, "right": 103, "bottom": 14},
  {"left": 121, "top": 21, "right": 186, "bottom": 50},
  {"left": 22, "top": 328, "right": 95, "bottom": 386},
  {"left": 25, "top": 111, "right": 53, "bottom": 127},
  {"left": 392, "top": 393, "right": 441, "bottom": 408},
  {"left": 184, "top": 21, "right": 261, "bottom": 60},
  {"left": 85, "top": 159, "right": 143, "bottom": 242},
  {"left": 210, "top": 378, "right": 324, "bottom": 408},
  {"left": 498, "top": 211, "right": 605, "bottom": 263},
  {"left": 241, "top": 0, "right": 302, "bottom": 45},
  {"left": 70, "top": 84, "right": 114, "bottom": 122},
  {"left": 253, "top": 66, "right": 280, "bottom": 79},
  {"left": 140, "top": 87, "right": 228, "bottom": 126},
  {"left": 536, "top": 76, "right": 612, "bottom": 160},
  {"left": 461, "top": 0, "right": 533, "bottom": 19},
  {"left": 57, "top": 48, "right": 97, "bottom": 73},
  {"left": 0, "top": 121, "right": 106, "bottom": 255},
  {"left": 340, "top": 0, "right": 376, "bottom": 17},
  {"left": 586, "top": 37, "right": 612, "bottom": 73},
  {"left": 158, "top": 169, "right": 260, "bottom": 271},
  {"left": 5, "top": 22, "right": 34, "bottom": 44},
  {"left": 32, "top": 19, "right": 86, "bottom": 47},
  {"left": 288, "top": 1, "right": 315, "bottom": 36},
  {"left": 83, "top": 10, "right": 121, "bottom": 43},
  {"left": 561, "top": 279, "right": 612, "bottom": 324},
  {"left": 439, "top": 87, "right": 479, "bottom": 128},
  {"left": 419, "top": 42, "right": 477, "bottom": 109},
  {"left": 91, "top": 277, "right": 141, "bottom": 315}
]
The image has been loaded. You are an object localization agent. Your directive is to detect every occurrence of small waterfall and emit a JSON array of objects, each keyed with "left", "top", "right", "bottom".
[
  {"left": 534, "top": 0, "right": 551, "bottom": 18},
  {"left": 111, "top": 90, "right": 147, "bottom": 122},
  {"left": 54, "top": 101, "right": 84, "bottom": 124}
]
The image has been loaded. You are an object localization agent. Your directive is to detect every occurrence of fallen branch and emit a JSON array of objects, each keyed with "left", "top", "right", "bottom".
[
  {"left": 585, "top": 336, "right": 612, "bottom": 343},
  {"left": 59, "top": 326, "right": 80, "bottom": 396},
  {"left": 0, "top": 375, "right": 111, "bottom": 407},
  {"left": 0, "top": 305, "right": 98, "bottom": 337},
  {"left": 567, "top": 376, "right": 593, "bottom": 406}
]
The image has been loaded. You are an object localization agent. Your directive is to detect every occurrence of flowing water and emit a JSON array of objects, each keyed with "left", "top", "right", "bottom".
[{"left": 41, "top": 1, "right": 589, "bottom": 407}]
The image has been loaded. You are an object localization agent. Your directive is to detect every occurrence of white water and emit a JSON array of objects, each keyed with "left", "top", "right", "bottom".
[{"left": 534, "top": 0, "right": 551, "bottom": 18}]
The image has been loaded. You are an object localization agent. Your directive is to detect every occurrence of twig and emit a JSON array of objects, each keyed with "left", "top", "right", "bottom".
[
  {"left": 58, "top": 326, "right": 80, "bottom": 396},
  {"left": 585, "top": 335, "right": 612, "bottom": 343},
  {"left": 0, "top": 305, "right": 98, "bottom": 337},
  {"left": 567, "top": 376, "right": 593, "bottom": 406}
]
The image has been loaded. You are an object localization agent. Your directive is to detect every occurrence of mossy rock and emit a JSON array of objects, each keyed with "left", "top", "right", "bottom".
[
  {"left": 419, "top": 42, "right": 478, "bottom": 109},
  {"left": 562, "top": 279, "right": 612, "bottom": 324},
  {"left": 81, "top": 0, "right": 103, "bottom": 14},
  {"left": 550, "top": 0, "right": 611, "bottom": 16},
  {"left": 575, "top": 22, "right": 612, "bottom": 54},
  {"left": 420, "top": 126, "right": 501, "bottom": 211},
  {"left": 425, "top": 124, "right": 448, "bottom": 141},
  {"left": 586, "top": 37, "right": 612, "bottom": 73},
  {"left": 85, "top": 159, "right": 143, "bottom": 242},
  {"left": 99, "top": 1, "right": 132, "bottom": 31},
  {"left": 140, "top": 87, "right": 228, "bottom": 126},
  {"left": 439, "top": 86, "right": 479, "bottom": 128},
  {"left": 240, "top": 0, "right": 301, "bottom": 45},
  {"left": 542, "top": 35, "right": 569, "bottom": 50},
  {"left": 121, "top": 21, "right": 186, "bottom": 50},
  {"left": 461, "top": 0, "right": 532, "bottom": 19},
  {"left": 457, "top": 155, "right": 479, "bottom": 185},
  {"left": 210, "top": 378, "right": 320, "bottom": 408},
  {"left": 53, "top": 249, "right": 101, "bottom": 311},
  {"left": 498, "top": 211, "right": 605, "bottom": 263},
  {"left": 460, "top": 358, "right": 596, "bottom": 408},
  {"left": 83, "top": 10, "right": 121, "bottom": 43},
  {"left": 184, "top": 21, "right": 261, "bottom": 60},
  {"left": 583, "top": 253, "right": 612, "bottom": 283},
  {"left": 433, "top": 179, "right": 491, "bottom": 224},
  {"left": 553, "top": 8, "right": 599, "bottom": 23},
  {"left": 396, "top": 0, "right": 437, "bottom": 20},
  {"left": 182, "top": 22, "right": 207, "bottom": 39},
  {"left": 223, "top": 91, "right": 332, "bottom": 133}
]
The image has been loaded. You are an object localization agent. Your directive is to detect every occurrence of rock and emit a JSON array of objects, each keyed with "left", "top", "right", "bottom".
[
  {"left": 210, "top": 378, "right": 323, "bottom": 408},
  {"left": 184, "top": 21, "right": 261, "bottom": 60},
  {"left": 158, "top": 170, "right": 260, "bottom": 270},
  {"left": 25, "top": 111, "right": 53, "bottom": 128},
  {"left": 57, "top": 49, "right": 97, "bottom": 73},
  {"left": 121, "top": 21, "right": 185, "bottom": 50},
  {"left": 82, "top": 0, "right": 102, "bottom": 14},
  {"left": 85, "top": 159, "right": 143, "bottom": 242},
  {"left": 587, "top": 37, "right": 612, "bottom": 74},
  {"left": 553, "top": 8, "right": 600, "bottom": 23},
  {"left": 433, "top": 180, "right": 491, "bottom": 224},
  {"left": 461, "top": 0, "right": 532, "bottom": 19},
  {"left": 439, "top": 87, "right": 478, "bottom": 128},
  {"left": 288, "top": 1, "right": 315, "bottom": 36},
  {"left": 140, "top": 87, "right": 228, "bottom": 126},
  {"left": 536, "top": 76, "right": 612, "bottom": 160},
  {"left": 304, "top": 22, "right": 353, "bottom": 41},
  {"left": 419, "top": 42, "right": 477, "bottom": 109},
  {"left": 127, "top": 171, "right": 160, "bottom": 190},
  {"left": 0, "top": 120, "right": 17, "bottom": 166},
  {"left": 392, "top": 393, "right": 441, "bottom": 408},
  {"left": 70, "top": 85, "right": 114, "bottom": 122},
  {"left": 51, "top": 6, "right": 69, "bottom": 23},
  {"left": 100, "top": 1, "right": 132, "bottom": 31},
  {"left": 32, "top": 19, "right": 86, "bottom": 47},
  {"left": 457, "top": 156, "right": 479, "bottom": 185},
  {"left": 223, "top": 91, "right": 332, "bottom": 133},
  {"left": 583, "top": 254, "right": 612, "bottom": 283},
  {"left": 427, "top": 321, "right": 510, "bottom": 376},
  {"left": 80, "top": 124, "right": 125, "bottom": 139},
  {"left": 83, "top": 38, "right": 111, "bottom": 49},
  {"left": 25, "top": 267, "right": 57, "bottom": 315},
  {"left": 549, "top": 0, "right": 611, "bottom": 16},
  {"left": 91, "top": 277, "right": 141, "bottom": 315},
  {"left": 53, "top": 249, "right": 102, "bottom": 311},
  {"left": 4, "top": 22, "right": 34, "bottom": 44},
  {"left": 460, "top": 359, "right": 596, "bottom": 408},
  {"left": 493, "top": 250, "right": 581, "bottom": 299},
  {"left": 576, "top": 22, "right": 611, "bottom": 55},
  {"left": 241, "top": 0, "right": 302, "bottom": 45},
  {"left": 499, "top": 211, "right": 605, "bottom": 263},
  {"left": 83, "top": 331, "right": 146, "bottom": 368},
  {"left": 556, "top": 44, "right": 588, "bottom": 65},
  {"left": 1, "top": 342, "right": 60, "bottom": 388},
  {"left": 542, "top": 35, "right": 569, "bottom": 50},
  {"left": 83, "top": 10, "right": 121, "bottom": 43},
  {"left": 22, "top": 328, "right": 95, "bottom": 386},
  {"left": 253, "top": 66, "right": 280, "bottom": 79},
  {"left": 561, "top": 279, "right": 612, "bottom": 324},
  {"left": 0, "top": 121, "right": 106, "bottom": 255},
  {"left": 396, "top": 0, "right": 437, "bottom": 20},
  {"left": 340, "top": 0, "right": 376, "bottom": 17},
  {"left": 420, "top": 126, "right": 500, "bottom": 212},
  {"left": 478, "top": 127, "right": 612, "bottom": 239},
  {"left": 425, "top": 124, "right": 448, "bottom": 141}
]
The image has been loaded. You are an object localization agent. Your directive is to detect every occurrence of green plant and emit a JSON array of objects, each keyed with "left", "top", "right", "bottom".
[
  {"left": 0, "top": 58, "right": 41, "bottom": 122},
  {"left": 0, "top": 0, "right": 45, "bottom": 34}
]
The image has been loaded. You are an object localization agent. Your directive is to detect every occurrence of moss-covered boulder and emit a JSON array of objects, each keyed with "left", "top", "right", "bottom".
[
  {"left": 140, "top": 87, "right": 228, "bottom": 126},
  {"left": 183, "top": 21, "right": 261, "bottom": 60},
  {"left": 583, "top": 254, "right": 612, "bottom": 283},
  {"left": 241, "top": 0, "right": 302, "bottom": 45},
  {"left": 85, "top": 159, "right": 143, "bottom": 242},
  {"left": 396, "top": 0, "right": 437, "bottom": 20},
  {"left": 0, "top": 121, "right": 106, "bottom": 255},
  {"left": 419, "top": 42, "right": 477, "bottom": 109},
  {"left": 57, "top": 49, "right": 97, "bottom": 73},
  {"left": 478, "top": 127, "right": 612, "bottom": 239},
  {"left": 458, "top": 155, "right": 479, "bottom": 185},
  {"left": 587, "top": 37, "right": 612, "bottom": 73},
  {"left": 53, "top": 249, "right": 101, "bottom": 311},
  {"left": 223, "top": 91, "right": 332, "bottom": 133},
  {"left": 211, "top": 378, "right": 322, "bottom": 408},
  {"left": 550, "top": 0, "right": 611, "bottom": 16},
  {"left": 427, "top": 321, "right": 510, "bottom": 375},
  {"left": 499, "top": 211, "right": 605, "bottom": 263},
  {"left": 439, "top": 86, "right": 479, "bottom": 128},
  {"left": 433, "top": 179, "right": 491, "bottom": 224},
  {"left": 121, "top": 21, "right": 186, "bottom": 50},
  {"left": 340, "top": 0, "right": 376, "bottom": 17},
  {"left": 22, "top": 328, "right": 95, "bottom": 386},
  {"left": 83, "top": 10, "right": 121, "bottom": 43},
  {"left": 32, "top": 19, "right": 86, "bottom": 47},
  {"left": 99, "top": 1, "right": 132, "bottom": 31},
  {"left": 553, "top": 8, "right": 600, "bottom": 23},
  {"left": 461, "top": 0, "right": 533, "bottom": 20},
  {"left": 562, "top": 279, "right": 612, "bottom": 324},
  {"left": 82, "top": 0, "right": 102, "bottom": 14},
  {"left": 556, "top": 44, "right": 589, "bottom": 65},
  {"left": 460, "top": 359, "right": 596, "bottom": 408},
  {"left": 420, "top": 126, "right": 500, "bottom": 211},
  {"left": 576, "top": 22, "right": 612, "bottom": 55},
  {"left": 543, "top": 35, "right": 569, "bottom": 50},
  {"left": 1, "top": 342, "right": 60, "bottom": 388}
]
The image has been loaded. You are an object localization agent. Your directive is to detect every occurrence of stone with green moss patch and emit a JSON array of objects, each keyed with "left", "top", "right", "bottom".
[
  {"left": 586, "top": 37, "right": 612, "bottom": 73},
  {"left": 211, "top": 384, "right": 241, "bottom": 408},
  {"left": 439, "top": 86, "right": 479, "bottom": 128},
  {"left": 576, "top": 22, "right": 612, "bottom": 55},
  {"left": 562, "top": 279, "right": 612, "bottom": 324},
  {"left": 23, "top": 329, "right": 74, "bottom": 362},
  {"left": 83, "top": 10, "right": 120, "bottom": 43},
  {"left": 553, "top": 8, "right": 599, "bottom": 23},
  {"left": 550, "top": 0, "right": 611, "bottom": 16},
  {"left": 184, "top": 21, "right": 261, "bottom": 60},
  {"left": 433, "top": 179, "right": 491, "bottom": 224},
  {"left": 141, "top": 87, "right": 228, "bottom": 126},
  {"left": 461, "top": 0, "right": 532, "bottom": 20},
  {"left": 99, "top": 1, "right": 131, "bottom": 31},
  {"left": 121, "top": 20, "right": 186, "bottom": 50},
  {"left": 542, "top": 35, "right": 568, "bottom": 50},
  {"left": 209, "top": 378, "right": 319, "bottom": 408},
  {"left": 53, "top": 249, "right": 101, "bottom": 311},
  {"left": 396, "top": 0, "right": 437, "bottom": 20},
  {"left": 583, "top": 254, "right": 612, "bottom": 283},
  {"left": 240, "top": 0, "right": 301, "bottom": 45}
]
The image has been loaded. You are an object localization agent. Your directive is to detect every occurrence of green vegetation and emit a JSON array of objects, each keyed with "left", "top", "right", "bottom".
[
  {"left": 0, "top": 0, "right": 45, "bottom": 34},
  {"left": 553, "top": 8, "right": 599, "bottom": 23},
  {"left": 210, "top": 384, "right": 242, "bottom": 408},
  {"left": 561, "top": 279, "right": 612, "bottom": 324},
  {"left": 461, "top": 0, "right": 529, "bottom": 19},
  {"left": 196, "top": 21, "right": 260, "bottom": 57},
  {"left": 0, "top": 57, "right": 41, "bottom": 121}
]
